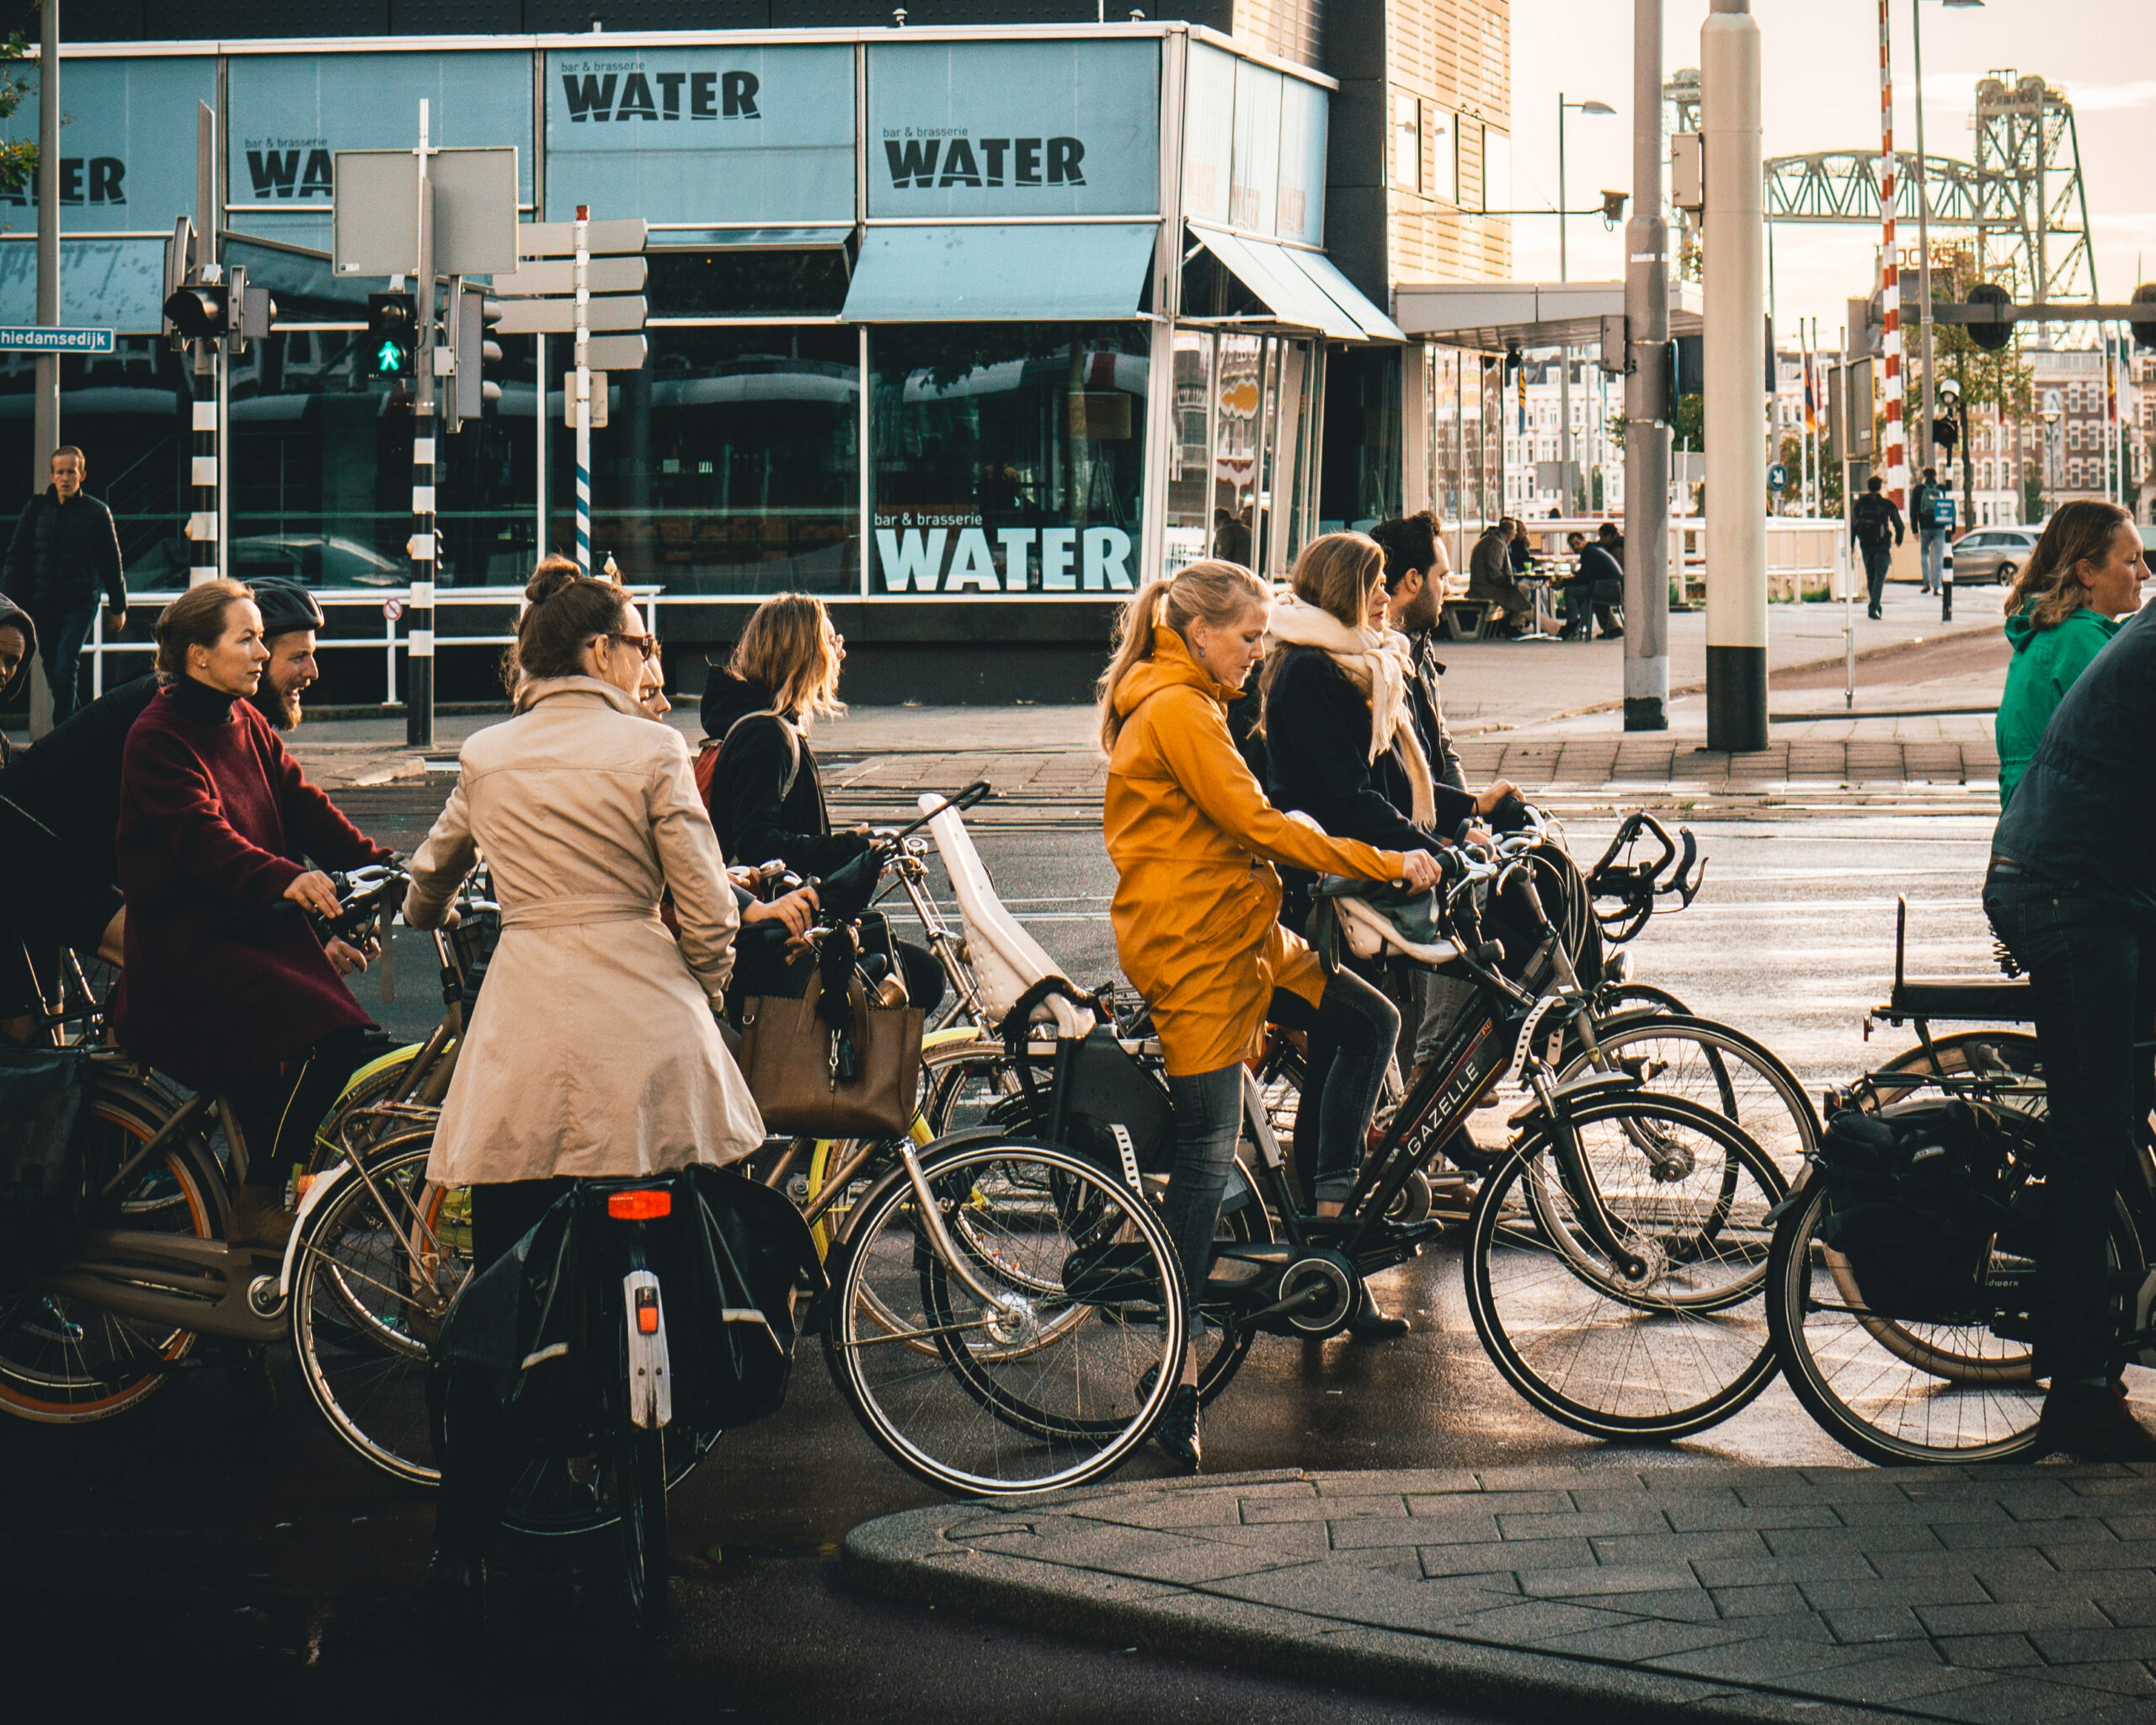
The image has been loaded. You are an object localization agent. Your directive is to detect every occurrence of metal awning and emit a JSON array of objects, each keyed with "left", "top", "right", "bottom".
[
  {"left": 1189, "top": 224, "right": 1402, "bottom": 343},
  {"left": 1392, "top": 279, "right": 1705, "bottom": 350},
  {"left": 841, "top": 223, "right": 1156, "bottom": 322}
]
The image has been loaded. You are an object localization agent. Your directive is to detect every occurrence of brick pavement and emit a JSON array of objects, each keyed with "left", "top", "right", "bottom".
[{"left": 846, "top": 1465, "right": 2156, "bottom": 1723}]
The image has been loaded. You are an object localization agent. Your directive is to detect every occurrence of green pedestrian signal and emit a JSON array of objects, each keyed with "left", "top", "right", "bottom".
[{"left": 366, "top": 291, "right": 418, "bottom": 381}]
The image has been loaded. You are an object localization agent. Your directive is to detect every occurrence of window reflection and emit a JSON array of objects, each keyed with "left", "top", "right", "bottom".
[
  {"left": 570, "top": 327, "right": 860, "bottom": 595},
  {"left": 869, "top": 323, "right": 1146, "bottom": 595}
]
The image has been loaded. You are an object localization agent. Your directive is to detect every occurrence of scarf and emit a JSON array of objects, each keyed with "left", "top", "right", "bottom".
[{"left": 1264, "top": 591, "right": 1436, "bottom": 829}]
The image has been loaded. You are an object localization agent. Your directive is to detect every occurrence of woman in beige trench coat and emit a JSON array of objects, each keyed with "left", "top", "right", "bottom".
[{"left": 406, "top": 563, "right": 767, "bottom": 1591}]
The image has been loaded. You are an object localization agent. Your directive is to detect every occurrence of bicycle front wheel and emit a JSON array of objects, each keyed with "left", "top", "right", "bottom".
[
  {"left": 1564, "top": 1012, "right": 1817, "bottom": 1178},
  {"left": 825, "top": 1140, "right": 1185, "bottom": 1497},
  {"left": 1465, "top": 1092, "right": 1785, "bottom": 1440}
]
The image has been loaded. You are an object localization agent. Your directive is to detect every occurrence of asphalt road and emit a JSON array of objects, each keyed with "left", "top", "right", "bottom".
[{"left": 0, "top": 796, "right": 2011, "bottom": 1721}]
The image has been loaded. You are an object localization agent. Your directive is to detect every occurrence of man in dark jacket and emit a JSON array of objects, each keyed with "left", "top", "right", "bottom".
[
  {"left": 1, "top": 446, "right": 126, "bottom": 724},
  {"left": 1559, "top": 530, "right": 1627, "bottom": 640},
  {"left": 1988, "top": 600, "right": 2156, "bottom": 1458},
  {"left": 1466, "top": 518, "right": 1533, "bottom": 633},
  {"left": 1369, "top": 511, "right": 1465, "bottom": 793},
  {"left": 1850, "top": 475, "right": 1904, "bottom": 620}
]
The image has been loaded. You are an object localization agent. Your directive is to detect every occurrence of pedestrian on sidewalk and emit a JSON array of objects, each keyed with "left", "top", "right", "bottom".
[
  {"left": 1913, "top": 467, "right": 1948, "bottom": 595},
  {"left": 1995, "top": 500, "right": 2145, "bottom": 809},
  {"left": 0, "top": 446, "right": 125, "bottom": 726},
  {"left": 1098, "top": 561, "right": 1442, "bottom": 1468},
  {"left": 1988, "top": 579, "right": 2156, "bottom": 1459},
  {"left": 1851, "top": 475, "right": 1903, "bottom": 621}
]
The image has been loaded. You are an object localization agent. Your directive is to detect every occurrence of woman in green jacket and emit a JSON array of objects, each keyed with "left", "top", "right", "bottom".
[{"left": 1997, "top": 500, "right": 2146, "bottom": 807}]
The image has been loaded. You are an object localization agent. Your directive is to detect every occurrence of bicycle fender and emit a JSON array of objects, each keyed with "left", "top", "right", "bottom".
[
  {"left": 624, "top": 1269, "right": 674, "bottom": 1429},
  {"left": 274, "top": 1159, "right": 361, "bottom": 1299}
]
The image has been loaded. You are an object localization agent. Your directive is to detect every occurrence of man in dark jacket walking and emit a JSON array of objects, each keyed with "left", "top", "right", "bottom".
[
  {"left": 1, "top": 446, "right": 126, "bottom": 724},
  {"left": 1850, "top": 474, "right": 1904, "bottom": 620}
]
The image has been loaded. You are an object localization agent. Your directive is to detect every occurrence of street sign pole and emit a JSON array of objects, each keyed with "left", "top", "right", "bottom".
[
  {"left": 33, "top": 0, "right": 59, "bottom": 484},
  {"left": 574, "top": 204, "right": 592, "bottom": 576},
  {"left": 408, "top": 101, "right": 437, "bottom": 751},
  {"left": 189, "top": 99, "right": 221, "bottom": 591}
]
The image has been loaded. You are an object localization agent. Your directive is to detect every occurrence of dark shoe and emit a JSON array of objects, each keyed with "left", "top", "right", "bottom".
[
  {"left": 1598, "top": 628, "right": 1625, "bottom": 640},
  {"left": 1154, "top": 1385, "right": 1201, "bottom": 1472},
  {"left": 420, "top": 1551, "right": 488, "bottom": 1627},
  {"left": 2037, "top": 1381, "right": 2156, "bottom": 1461},
  {"left": 227, "top": 1185, "right": 295, "bottom": 1252},
  {"left": 1867, "top": 608, "right": 1882, "bottom": 620},
  {"left": 1347, "top": 1285, "right": 1410, "bottom": 1342}
]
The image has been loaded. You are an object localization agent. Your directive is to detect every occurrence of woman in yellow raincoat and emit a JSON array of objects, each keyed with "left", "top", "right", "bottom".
[{"left": 1098, "top": 560, "right": 1444, "bottom": 1469}]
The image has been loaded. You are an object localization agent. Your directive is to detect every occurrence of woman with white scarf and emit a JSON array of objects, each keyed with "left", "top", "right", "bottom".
[{"left": 1259, "top": 534, "right": 1517, "bottom": 1335}]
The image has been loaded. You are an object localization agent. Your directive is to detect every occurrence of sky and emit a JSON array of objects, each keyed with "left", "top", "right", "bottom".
[{"left": 1506, "top": 0, "right": 2156, "bottom": 348}]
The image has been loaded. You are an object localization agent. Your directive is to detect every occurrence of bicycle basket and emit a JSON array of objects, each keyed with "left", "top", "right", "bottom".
[{"left": 1812, "top": 1098, "right": 2011, "bottom": 1322}]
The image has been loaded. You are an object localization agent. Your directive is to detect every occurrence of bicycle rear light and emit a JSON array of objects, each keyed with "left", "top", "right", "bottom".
[
  {"left": 607, "top": 1188, "right": 672, "bottom": 1221},
  {"left": 635, "top": 1285, "right": 661, "bottom": 1334}
]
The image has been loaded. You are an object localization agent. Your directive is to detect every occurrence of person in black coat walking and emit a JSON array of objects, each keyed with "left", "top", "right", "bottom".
[
  {"left": 1, "top": 446, "right": 125, "bottom": 724},
  {"left": 1852, "top": 475, "right": 1905, "bottom": 619},
  {"left": 698, "top": 592, "right": 942, "bottom": 1013}
]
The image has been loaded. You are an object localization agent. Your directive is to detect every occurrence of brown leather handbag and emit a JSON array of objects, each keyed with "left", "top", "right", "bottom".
[{"left": 738, "top": 962, "right": 926, "bottom": 1140}]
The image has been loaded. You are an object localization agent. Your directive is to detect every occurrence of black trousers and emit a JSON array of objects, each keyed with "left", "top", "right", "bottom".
[
  {"left": 225, "top": 1025, "right": 368, "bottom": 1190},
  {"left": 1860, "top": 542, "right": 1892, "bottom": 611},
  {"left": 433, "top": 1177, "right": 576, "bottom": 1560},
  {"left": 1983, "top": 868, "right": 2156, "bottom": 1384}
]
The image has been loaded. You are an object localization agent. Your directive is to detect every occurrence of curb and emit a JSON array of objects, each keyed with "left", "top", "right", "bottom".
[{"left": 841, "top": 1476, "right": 1904, "bottom": 1725}]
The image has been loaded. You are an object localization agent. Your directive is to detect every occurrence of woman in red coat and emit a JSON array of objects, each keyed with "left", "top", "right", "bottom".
[{"left": 115, "top": 580, "right": 394, "bottom": 1247}]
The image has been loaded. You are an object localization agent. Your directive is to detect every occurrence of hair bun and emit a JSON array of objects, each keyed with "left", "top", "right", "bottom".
[{"left": 526, "top": 562, "right": 579, "bottom": 606}]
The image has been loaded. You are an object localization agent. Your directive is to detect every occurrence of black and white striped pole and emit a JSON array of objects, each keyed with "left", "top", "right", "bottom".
[
  {"left": 574, "top": 203, "right": 592, "bottom": 576},
  {"left": 406, "top": 102, "right": 436, "bottom": 750}
]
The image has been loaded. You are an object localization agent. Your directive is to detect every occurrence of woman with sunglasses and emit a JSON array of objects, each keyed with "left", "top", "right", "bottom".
[{"left": 403, "top": 561, "right": 765, "bottom": 1602}]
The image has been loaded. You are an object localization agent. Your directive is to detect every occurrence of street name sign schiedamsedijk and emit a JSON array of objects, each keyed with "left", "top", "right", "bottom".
[{"left": 0, "top": 326, "right": 115, "bottom": 354}]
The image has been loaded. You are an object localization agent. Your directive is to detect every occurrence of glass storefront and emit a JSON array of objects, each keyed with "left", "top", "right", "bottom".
[
  {"left": 569, "top": 325, "right": 860, "bottom": 595},
  {"left": 867, "top": 323, "right": 1147, "bottom": 595}
]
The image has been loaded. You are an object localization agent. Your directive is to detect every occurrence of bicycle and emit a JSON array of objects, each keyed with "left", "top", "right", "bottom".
[{"left": 1762, "top": 897, "right": 2121, "bottom": 1466}]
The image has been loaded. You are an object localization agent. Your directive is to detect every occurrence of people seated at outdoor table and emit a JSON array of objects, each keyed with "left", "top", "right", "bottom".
[
  {"left": 1466, "top": 518, "right": 1534, "bottom": 636},
  {"left": 1557, "top": 529, "right": 1626, "bottom": 641}
]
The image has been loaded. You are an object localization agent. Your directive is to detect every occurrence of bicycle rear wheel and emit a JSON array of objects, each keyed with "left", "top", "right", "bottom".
[
  {"left": 825, "top": 1140, "right": 1184, "bottom": 1496},
  {"left": 1765, "top": 1180, "right": 2063, "bottom": 1466},
  {"left": 615, "top": 1422, "right": 670, "bottom": 1633},
  {"left": 0, "top": 1077, "right": 216, "bottom": 1423},
  {"left": 1465, "top": 1092, "right": 1785, "bottom": 1440}
]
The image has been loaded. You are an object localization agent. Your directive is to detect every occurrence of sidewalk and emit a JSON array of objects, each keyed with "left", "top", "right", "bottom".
[{"left": 846, "top": 1464, "right": 2156, "bottom": 1724}]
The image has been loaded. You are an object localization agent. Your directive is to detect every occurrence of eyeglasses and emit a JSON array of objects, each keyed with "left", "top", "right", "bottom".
[{"left": 611, "top": 631, "right": 660, "bottom": 661}]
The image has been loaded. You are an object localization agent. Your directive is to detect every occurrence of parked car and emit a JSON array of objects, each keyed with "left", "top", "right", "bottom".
[
  {"left": 126, "top": 532, "right": 407, "bottom": 590},
  {"left": 1948, "top": 526, "right": 2041, "bottom": 587}
]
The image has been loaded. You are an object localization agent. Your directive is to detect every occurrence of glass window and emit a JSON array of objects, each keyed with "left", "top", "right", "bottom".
[
  {"left": 0, "top": 342, "right": 189, "bottom": 592},
  {"left": 1166, "top": 330, "right": 1213, "bottom": 573},
  {"left": 1391, "top": 92, "right": 1421, "bottom": 195},
  {"left": 1212, "top": 333, "right": 1262, "bottom": 562},
  {"left": 566, "top": 326, "right": 861, "bottom": 596},
  {"left": 1481, "top": 126, "right": 1511, "bottom": 214},
  {"left": 869, "top": 323, "right": 1147, "bottom": 596},
  {"left": 1428, "top": 106, "right": 1459, "bottom": 206}
]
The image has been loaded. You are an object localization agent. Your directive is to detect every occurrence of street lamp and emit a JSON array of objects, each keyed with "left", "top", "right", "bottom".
[
  {"left": 1558, "top": 93, "right": 1614, "bottom": 514},
  {"left": 1911, "top": 0, "right": 1985, "bottom": 500}
]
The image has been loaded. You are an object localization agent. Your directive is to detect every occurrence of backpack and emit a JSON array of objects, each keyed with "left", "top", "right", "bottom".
[
  {"left": 693, "top": 708, "right": 802, "bottom": 818},
  {"left": 1854, "top": 496, "right": 1895, "bottom": 547}
]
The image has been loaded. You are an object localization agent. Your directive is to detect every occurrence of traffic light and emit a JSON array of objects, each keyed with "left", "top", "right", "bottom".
[
  {"left": 1933, "top": 416, "right": 1959, "bottom": 455},
  {"left": 163, "top": 281, "right": 230, "bottom": 340},
  {"left": 2132, "top": 284, "right": 2156, "bottom": 351},
  {"left": 1966, "top": 282, "right": 2013, "bottom": 353},
  {"left": 451, "top": 286, "right": 504, "bottom": 427},
  {"left": 366, "top": 291, "right": 418, "bottom": 380}
]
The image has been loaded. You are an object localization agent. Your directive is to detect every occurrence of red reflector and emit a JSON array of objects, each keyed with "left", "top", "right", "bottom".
[
  {"left": 607, "top": 1188, "right": 671, "bottom": 1221},
  {"left": 638, "top": 1305, "right": 660, "bottom": 1334}
]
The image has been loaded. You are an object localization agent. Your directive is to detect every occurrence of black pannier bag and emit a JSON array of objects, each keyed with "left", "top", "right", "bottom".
[
  {"left": 1000, "top": 979, "right": 1176, "bottom": 1183},
  {"left": 1812, "top": 1098, "right": 2012, "bottom": 1323},
  {"left": 0, "top": 1046, "right": 95, "bottom": 1288}
]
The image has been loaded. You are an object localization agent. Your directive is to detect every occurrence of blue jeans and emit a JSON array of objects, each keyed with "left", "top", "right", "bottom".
[
  {"left": 1983, "top": 865, "right": 2156, "bottom": 1383},
  {"left": 37, "top": 603, "right": 97, "bottom": 724},
  {"left": 1161, "top": 1065, "right": 1244, "bottom": 1323},
  {"left": 1920, "top": 530, "right": 1946, "bottom": 594}
]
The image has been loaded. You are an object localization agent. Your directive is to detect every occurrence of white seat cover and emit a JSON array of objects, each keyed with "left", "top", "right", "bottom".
[{"left": 921, "top": 794, "right": 1094, "bottom": 1038}]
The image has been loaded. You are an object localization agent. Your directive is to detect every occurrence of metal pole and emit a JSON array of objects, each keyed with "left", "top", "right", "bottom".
[
  {"left": 1702, "top": 0, "right": 1766, "bottom": 753},
  {"left": 188, "top": 100, "right": 218, "bottom": 591},
  {"left": 1622, "top": 0, "right": 1671, "bottom": 731},
  {"left": 33, "top": 0, "right": 58, "bottom": 483},
  {"left": 1558, "top": 93, "right": 1572, "bottom": 514},
  {"left": 1877, "top": 0, "right": 1906, "bottom": 512},
  {"left": 574, "top": 204, "right": 591, "bottom": 576},
  {"left": 406, "top": 100, "right": 435, "bottom": 751},
  {"left": 1913, "top": 0, "right": 1935, "bottom": 498}
]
